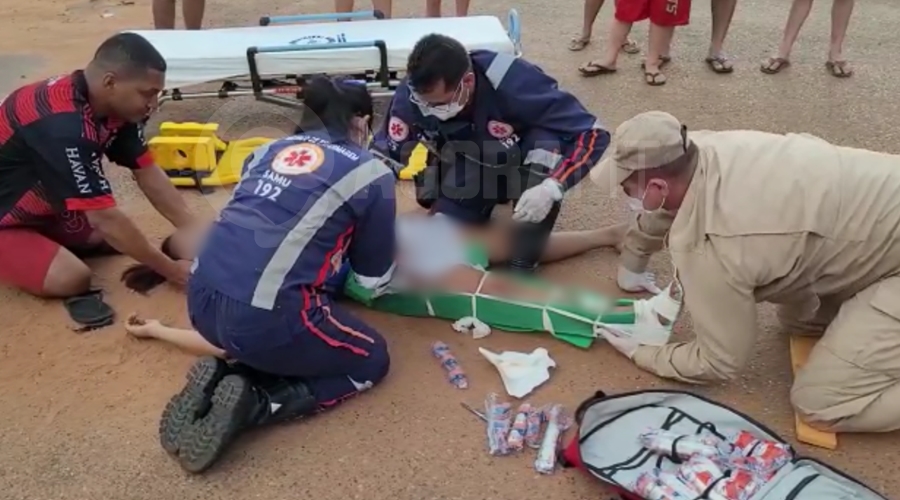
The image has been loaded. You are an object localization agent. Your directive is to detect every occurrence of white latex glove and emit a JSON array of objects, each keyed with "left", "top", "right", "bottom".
[
  {"left": 617, "top": 265, "right": 662, "bottom": 294},
  {"left": 596, "top": 327, "right": 640, "bottom": 359},
  {"left": 513, "top": 179, "right": 564, "bottom": 223}
]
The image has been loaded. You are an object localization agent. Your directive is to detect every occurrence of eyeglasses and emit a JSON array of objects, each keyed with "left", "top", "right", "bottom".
[{"left": 408, "top": 78, "right": 465, "bottom": 110}]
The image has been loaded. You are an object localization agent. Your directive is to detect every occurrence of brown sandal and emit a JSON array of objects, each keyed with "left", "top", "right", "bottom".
[
  {"left": 568, "top": 36, "right": 591, "bottom": 51},
  {"left": 825, "top": 60, "right": 853, "bottom": 78},
  {"left": 644, "top": 71, "right": 667, "bottom": 86},
  {"left": 705, "top": 55, "right": 734, "bottom": 74},
  {"left": 579, "top": 61, "right": 617, "bottom": 77},
  {"left": 760, "top": 57, "right": 790, "bottom": 74}
]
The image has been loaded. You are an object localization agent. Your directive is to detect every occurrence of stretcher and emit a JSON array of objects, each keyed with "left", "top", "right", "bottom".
[
  {"left": 343, "top": 242, "right": 680, "bottom": 349},
  {"left": 138, "top": 11, "right": 518, "bottom": 188},
  {"left": 131, "top": 10, "right": 521, "bottom": 107}
]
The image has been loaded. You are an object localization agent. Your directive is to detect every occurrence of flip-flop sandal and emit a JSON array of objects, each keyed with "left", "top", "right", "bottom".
[
  {"left": 568, "top": 37, "right": 591, "bottom": 51},
  {"left": 826, "top": 60, "right": 853, "bottom": 78},
  {"left": 644, "top": 71, "right": 667, "bottom": 86},
  {"left": 640, "top": 55, "right": 672, "bottom": 70},
  {"left": 705, "top": 55, "right": 734, "bottom": 74},
  {"left": 621, "top": 40, "right": 640, "bottom": 54},
  {"left": 579, "top": 61, "right": 617, "bottom": 77},
  {"left": 760, "top": 57, "right": 790, "bottom": 74},
  {"left": 65, "top": 289, "right": 115, "bottom": 333}
]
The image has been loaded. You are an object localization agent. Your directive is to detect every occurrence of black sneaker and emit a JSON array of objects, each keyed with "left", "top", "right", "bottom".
[
  {"left": 178, "top": 374, "right": 256, "bottom": 474},
  {"left": 158, "top": 357, "right": 228, "bottom": 456}
]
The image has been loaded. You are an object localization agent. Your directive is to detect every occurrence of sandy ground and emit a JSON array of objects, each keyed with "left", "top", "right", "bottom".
[{"left": 1, "top": 0, "right": 899, "bottom": 498}]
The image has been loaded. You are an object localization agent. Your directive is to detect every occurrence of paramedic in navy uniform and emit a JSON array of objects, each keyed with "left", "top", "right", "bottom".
[
  {"left": 160, "top": 77, "right": 397, "bottom": 474},
  {"left": 373, "top": 34, "right": 611, "bottom": 273}
]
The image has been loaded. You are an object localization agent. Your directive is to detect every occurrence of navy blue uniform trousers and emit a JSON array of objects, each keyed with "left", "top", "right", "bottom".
[{"left": 187, "top": 277, "right": 390, "bottom": 409}]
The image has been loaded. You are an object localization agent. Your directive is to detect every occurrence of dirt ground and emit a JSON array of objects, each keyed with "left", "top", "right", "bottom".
[{"left": 1, "top": 0, "right": 899, "bottom": 498}]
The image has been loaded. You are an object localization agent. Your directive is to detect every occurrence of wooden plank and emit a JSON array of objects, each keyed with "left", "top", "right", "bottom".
[{"left": 789, "top": 335, "right": 838, "bottom": 450}]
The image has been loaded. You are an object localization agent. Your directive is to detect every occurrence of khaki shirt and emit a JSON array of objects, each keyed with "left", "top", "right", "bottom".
[{"left": 632, "top": 130, "right": 900, "bottom": 384}]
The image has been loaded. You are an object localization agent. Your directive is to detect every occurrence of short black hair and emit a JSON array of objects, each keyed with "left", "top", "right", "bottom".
[
  {"left": 92, "top": 33, "right": 167, "bottom": 78},
  {"left": 406, "top": 34, "right": 470, "bottom": 93},
  {"left": 297, "top": 76, "right": 373, "bottom": 135}
]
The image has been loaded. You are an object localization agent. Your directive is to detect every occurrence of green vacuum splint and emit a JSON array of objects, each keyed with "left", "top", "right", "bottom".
[{"left": 343, "top": 242, "right": 636, "bottom": 348}]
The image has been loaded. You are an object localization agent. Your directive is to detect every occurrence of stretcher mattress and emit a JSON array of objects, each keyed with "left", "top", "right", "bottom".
[{"left": 128, "top": 16, "right": 515, "bottom": 90}]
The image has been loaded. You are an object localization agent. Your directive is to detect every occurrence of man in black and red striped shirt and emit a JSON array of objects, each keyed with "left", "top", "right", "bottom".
[{"left": 0, "top": 33, "right": 194, "bottom": 299}]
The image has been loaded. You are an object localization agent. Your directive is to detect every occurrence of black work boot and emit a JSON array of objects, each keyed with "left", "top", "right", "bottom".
[
  {"left": 158, "top": 356, "right": 229, "bottom": 456},
  {"left": 247, "top": 377, "right": 319, "bottom": 427},
  {"left": 177, "top": 374, "right": 318, "bottom": 473},
  {"left": 508, "top": 201, "right": 562, "bottom": 273},
  {"left": 177, "top": 373, "right": 257, "bottom": 474}
]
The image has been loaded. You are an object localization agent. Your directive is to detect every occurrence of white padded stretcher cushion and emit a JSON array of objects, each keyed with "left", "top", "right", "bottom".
[{"left": 128, "top": 16, "right": 515, "bottom": 90}]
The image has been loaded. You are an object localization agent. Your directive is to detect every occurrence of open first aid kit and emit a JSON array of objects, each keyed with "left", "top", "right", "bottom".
[{"left": 560, "top": 390, "right": 890, "bottom": 500}]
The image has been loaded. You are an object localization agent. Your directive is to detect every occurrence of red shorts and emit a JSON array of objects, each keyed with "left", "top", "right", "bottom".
[
  {"left": 0, "top": 211, "right": 96, "bottom": 294},
  {"left": 615, "top": 0, "right": 691, "bottom": 26}
]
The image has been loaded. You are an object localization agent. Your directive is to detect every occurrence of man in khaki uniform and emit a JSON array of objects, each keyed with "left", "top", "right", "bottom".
[{"left": 593, "top": 110, "right": 900, "bottom": 433}]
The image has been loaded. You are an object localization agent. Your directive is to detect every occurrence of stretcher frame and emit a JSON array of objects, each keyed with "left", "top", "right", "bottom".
[{"left": 156, "top": 9, "right": 523, "bottom": 109}]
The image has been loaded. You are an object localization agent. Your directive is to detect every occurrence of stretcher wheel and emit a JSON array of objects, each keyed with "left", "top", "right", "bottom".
[{"left": 506, "top": 9, "right": 522, "bottom": 55}]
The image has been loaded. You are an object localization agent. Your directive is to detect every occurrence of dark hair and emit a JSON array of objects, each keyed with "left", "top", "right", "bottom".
[
  {"left": 407, "top": 34, "right": 470, "bottom": 93},
  {"left": 92, "top": 33, "right": 167, "bottom": 78},
  {"left": 297, "top": 76, "right": 373, "bottom": 134},
  {"left": 121, "top": 235, "right": 174, "bottom": 294}
]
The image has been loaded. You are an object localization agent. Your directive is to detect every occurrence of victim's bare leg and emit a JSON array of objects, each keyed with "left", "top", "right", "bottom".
[{"left": 481, "top": 221, "right": 628, "bottom": 265}]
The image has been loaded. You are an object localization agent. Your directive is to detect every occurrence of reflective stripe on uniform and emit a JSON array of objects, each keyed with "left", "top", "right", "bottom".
[
  {"left": 484, "top": 53, "right": 516, "bottom": 89},
  {"left": 251, "top": 159, "right": 393, "bottom": 310},
  {"left": 525, "top": 148, "right": 563, "bottom": 171}
]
